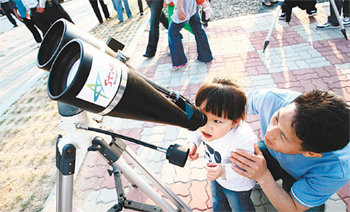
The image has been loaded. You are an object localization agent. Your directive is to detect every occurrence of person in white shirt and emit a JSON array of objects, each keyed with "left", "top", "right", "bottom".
[
  {"left": 188, "top": 78, "right": 257, "bottom": 212},
  {"left": 21, "top": 0, "right": 50, "bottom": 34},
  {"left": 22, "top": 0, "right": 73, "bottom": 34}
]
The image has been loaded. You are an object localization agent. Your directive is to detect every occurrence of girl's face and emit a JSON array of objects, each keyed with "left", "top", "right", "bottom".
[{"left": 198, "top": 103, "right": 237, "bottom": 142}]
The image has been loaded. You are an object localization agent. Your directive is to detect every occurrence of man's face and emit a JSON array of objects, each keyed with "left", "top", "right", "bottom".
[
  {"left": 198, "top": 104, "right": 235, "bottom": 142},
  {"left": 264, "top": 103, "right": 305, "bottom": 154}
]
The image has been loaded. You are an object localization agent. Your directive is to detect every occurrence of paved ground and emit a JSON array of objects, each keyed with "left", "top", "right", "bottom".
[{"left": 39, "top": 2, "right": 350, "bottom": 212}]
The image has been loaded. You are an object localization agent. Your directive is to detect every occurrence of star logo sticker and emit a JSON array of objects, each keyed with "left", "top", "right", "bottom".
[{"left": 86, "top": 73, "right": 108, "bottom": 102}]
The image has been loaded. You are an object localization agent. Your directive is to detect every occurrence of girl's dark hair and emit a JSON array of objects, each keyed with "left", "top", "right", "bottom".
[
  {"left": 195, "top": 78, "right": 247, "bottom": 121},
  {"left": 292, "top": 89, "right": 350, "bottom": 153}
]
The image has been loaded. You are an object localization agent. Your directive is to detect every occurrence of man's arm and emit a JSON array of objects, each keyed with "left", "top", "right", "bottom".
[{"left": 230, "top": 143, "right": 310, "bottom": 212}]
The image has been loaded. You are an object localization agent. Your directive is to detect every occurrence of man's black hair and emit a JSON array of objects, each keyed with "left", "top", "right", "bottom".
[{"left": 292, "top": 89, "right": 349, "bottom": 153}]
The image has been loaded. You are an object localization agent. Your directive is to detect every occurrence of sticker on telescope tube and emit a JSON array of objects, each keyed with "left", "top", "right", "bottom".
[{"left": 76, "top": 52, "right": 124, "bottom": 107}]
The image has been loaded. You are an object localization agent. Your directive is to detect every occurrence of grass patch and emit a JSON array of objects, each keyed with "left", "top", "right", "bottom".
[
  {"left": 27, "top": 174, "right": 37, "bottom": 183},
  {"left": 24, "top": 116, "right": 32, "bottom": 123},
  {"left": 27, "top": 97, "right": 35, "bottom": 103},
  {"left": 21, "top": 195, "right": 35, "bottom": 210},
  {"left": 39, "top": 155, "right": 48, "bottom": 165},
  {"left": 0, "top": 118, "right": 6, "bottom": 126},
  {"left": 26, "top": 106, "right": 33, "bottom": 113},
  {"left": 12, "top": 128, "right": 20, "bottom": 135},
  {"left": 15, "top": 118, "right": 23, "bottom": 125}
]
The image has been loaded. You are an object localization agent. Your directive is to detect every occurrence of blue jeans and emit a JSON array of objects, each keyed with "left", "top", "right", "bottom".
[
  {"left": 210, "top": 181, "right": 255, "bottom": 212},
  {"left": 144, "top": 0, "right": 168, "bottom": 56},
  {"left": 112, "top": 0, "right": 132, "bottom": 21},
  {"left": 168, "top": 11, "right": 213, "bottom": 67}
]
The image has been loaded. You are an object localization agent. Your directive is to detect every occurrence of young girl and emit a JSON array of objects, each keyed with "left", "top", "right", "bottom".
[
  {"left": 188, "top": 78, "right": 257, "bottom": 212},
  {"left": 168, "top": 0, "right": 213, "bottom": 70}
]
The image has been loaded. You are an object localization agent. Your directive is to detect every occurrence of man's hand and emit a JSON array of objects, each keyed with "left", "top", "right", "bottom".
[
  {"left": 13, "top": 9, "right": 22, "bottom": 21},
  {"left": 26, "top": 11, "right": 31, "bottom": 19},
  {"left": 230, "top": 143, "right": 269, "bottom": 183},
  {"left": 36, "top": 5, "right": 45, "bottom": 13},
  {"left": 205, "top": 163, "right": 225, "bottom": 181},
  {"left": 188, "top": 143, "right": 199, "bottom": 161}
]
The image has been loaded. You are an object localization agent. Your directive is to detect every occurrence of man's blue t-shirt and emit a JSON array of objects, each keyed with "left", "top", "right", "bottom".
[{"left": 247, "top": 89, "right": 350, "bottom": 207}]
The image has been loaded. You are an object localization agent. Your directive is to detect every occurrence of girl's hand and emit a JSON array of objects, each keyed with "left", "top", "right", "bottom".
[
  {"left": 188, "top": 143, "right": 199, "bottom": 161},
  {"left": 177, "top": 7, "right": 186, "bottom": 21},
  {"left": 205, "top": 163, "right": 225, "bottom": 181}
]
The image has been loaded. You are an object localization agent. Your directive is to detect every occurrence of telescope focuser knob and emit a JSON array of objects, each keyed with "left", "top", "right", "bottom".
[
  {"left": 166, "top": 144, "right": 189, "bottom": 167},
  {"left": 116, "top": 51, "right": 130, "bottom": 63}
]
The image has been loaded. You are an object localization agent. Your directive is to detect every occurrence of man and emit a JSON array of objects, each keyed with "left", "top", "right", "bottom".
[
  {"left": 230, "top": 89, "right": 349, "bottom": 211},
  {"left": 0, "top": 0, "right": 18, "bottom": 27},
  {"left": 21, "top": 0, "right": 50, "bottom": 35}
]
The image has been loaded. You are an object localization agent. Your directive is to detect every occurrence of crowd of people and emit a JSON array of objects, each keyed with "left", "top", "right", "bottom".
[
  {"left": 263, "top": 0, "right": 349, "bottom": 28},
  {"left": 1, "top": 0, "right": 349, "bottom": 211},
  {"left": 0, "top": 0, "right": 73, "bottom": 44}
]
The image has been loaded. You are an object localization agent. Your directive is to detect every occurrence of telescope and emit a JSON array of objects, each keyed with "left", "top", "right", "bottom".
[
  {"left": 38, "top": 19, "right": 206, "bottom": 131},
  {"left": 37, "top": 18, "right": 206, "bottom": 212}
]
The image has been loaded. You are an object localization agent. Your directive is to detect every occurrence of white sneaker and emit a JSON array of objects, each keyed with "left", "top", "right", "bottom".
[
  {"left": 343, "top": 17, "right": 350, "bottom": 26},
  {"left": 316, "top": 21, "right": 339, "bottom": 29},
  {"left": 307, "top": 10, "right": 317, "bottom": 17}
]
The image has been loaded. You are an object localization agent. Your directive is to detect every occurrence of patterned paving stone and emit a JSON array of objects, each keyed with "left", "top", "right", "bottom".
[
  {"left": 313, "top": 38, "right": 350, "bottom": 65},
  {"left": 189, "top": 180, "right": 211, "bottom": 211},
  {"left": 258, "top": 43, "right": 331, "bottom": 72},
  {"left": 335, "top": 63, "right": 350, "bottom": 80},
  {"left": 240, "top": 13, "right": 288, "bottom": 33},
  {"left": 247, "top": 74, "right": 277, "bottom": 90}
]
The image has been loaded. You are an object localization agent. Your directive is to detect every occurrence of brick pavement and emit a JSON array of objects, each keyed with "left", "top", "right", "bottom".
[{"left": 43, "top": 2, "right": 349, "bottom": 212}]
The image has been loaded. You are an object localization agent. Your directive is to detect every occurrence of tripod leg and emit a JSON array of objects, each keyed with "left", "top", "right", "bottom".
[
  {"left": 108, "top": 164, "right": 162, "bottom": 212},
  {"left": 56, "top": 135, "right": 76, "bottom": 212}
]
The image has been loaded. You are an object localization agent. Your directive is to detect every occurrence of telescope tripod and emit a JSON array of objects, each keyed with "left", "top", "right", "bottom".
[{"left": 56, "top": 123, "right": 192, "bottom": 212}]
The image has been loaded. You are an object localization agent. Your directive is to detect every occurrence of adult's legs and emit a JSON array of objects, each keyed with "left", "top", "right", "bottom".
[
  {"left": 114, "top": 0, "right": 124, "bottom": 21},
  {"left": 210, "top": 181, "right": 232, "bottom": 212},
  {"left": 188, "top": 12, "right": 213, "bottom": 62},
  {"left": 98, "top": 0, "right": 110, "bottom": 19},
  {"left": 328, "top": 0, "right": 343, "bottom": 25},
  {"left": 111, "top": 0, "right": 118, "bottom": 11},
  {"left": 344, "top": 0, "right": 349, "bottom": 17},
  {"left": 122, "top": 0, "right": 132, "bottom": 18},
  {"left": 144, "top": 0, "right": 163, "bottom": 57},
  {"left": 1, "top": 2, "right": 17, "bottom": 26},
  {"left": 22, "top": 18, "right": 42, "bottom": 43},
  {"left": 168, "top": 20, "right": 187, "bottom": 66},
  {"left": 137, "top": 0, "right": 143, "bottom": 14},
  {"left": 89, "top": 0, "right": 103, "bottom": 23},
  {"left": 159, "top": 9, "right": 169, "bottom": 29},
  {"left": 30, "top": 8, "right": 51, "bottom": 35}
]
